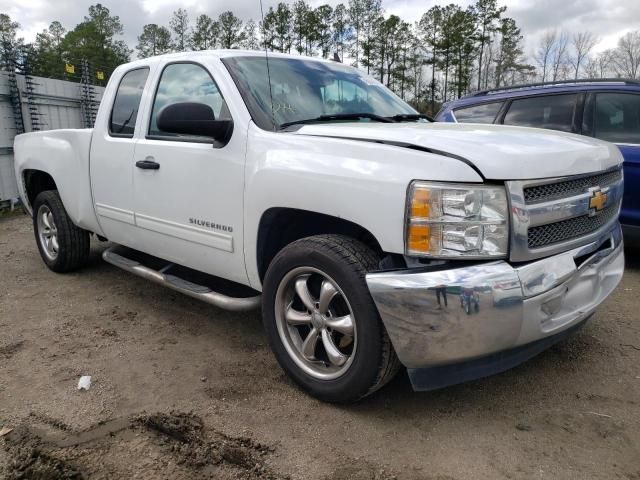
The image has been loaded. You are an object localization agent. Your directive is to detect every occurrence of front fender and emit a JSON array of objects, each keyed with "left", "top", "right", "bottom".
[{"left": 243, "top": 124, "right": 483, "bottom": 289}]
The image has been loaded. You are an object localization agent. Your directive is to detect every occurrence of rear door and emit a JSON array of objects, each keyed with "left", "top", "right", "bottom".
[
  {"left": 131, "top": 60, "right": 248, "bottom": 284},
  {"left": 583, "top": 91, "right": 640, "bottom": 227},
  {"left": 90, "top": 67, "right": 151, "bottom": 246}
]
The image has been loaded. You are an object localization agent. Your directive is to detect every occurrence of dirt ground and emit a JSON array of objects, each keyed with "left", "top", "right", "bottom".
[{"left": 1, "top": 213, "right": 639, "bottom": 480}]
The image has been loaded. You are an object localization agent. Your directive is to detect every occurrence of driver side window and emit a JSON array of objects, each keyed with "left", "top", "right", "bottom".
[{"left": 148, "top": 62, "right": 228, "bottom": 139}]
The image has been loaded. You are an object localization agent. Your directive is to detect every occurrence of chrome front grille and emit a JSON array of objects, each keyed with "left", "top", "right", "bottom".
[
  {"left": 507, "top": 166, "right": 623, "bottom": 262},
  {"left": 527, "top": 204, "right": 619, "bottom": 248},
  {"left": 523, "top": 169, "right": 622, "bottom": 204}
]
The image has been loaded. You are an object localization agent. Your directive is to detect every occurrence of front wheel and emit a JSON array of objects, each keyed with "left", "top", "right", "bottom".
[{"left": 261, "top": 235, "right": 400, "bottom": 403}]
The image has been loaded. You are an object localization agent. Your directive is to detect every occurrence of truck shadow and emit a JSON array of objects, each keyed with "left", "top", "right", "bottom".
[{"left": 356, "top": 327, "right": 601, "bottom": 412}]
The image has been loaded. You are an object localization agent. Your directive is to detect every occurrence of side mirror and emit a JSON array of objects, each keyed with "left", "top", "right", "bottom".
[{"left": 157, "top": 102, "right": 233, "bottom": 144}]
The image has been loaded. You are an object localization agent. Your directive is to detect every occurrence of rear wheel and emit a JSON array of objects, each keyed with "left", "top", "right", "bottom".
[
  {"left": 262, "top": 234, "right": 400, "bottom": 403},
  {"left": 32, "top": 190, "right": 90, "bottom": 272}
]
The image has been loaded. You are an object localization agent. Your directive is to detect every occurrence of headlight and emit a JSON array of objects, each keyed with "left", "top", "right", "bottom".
[{"left": 406, "top": 181, "right": 509, "bottom": 258}]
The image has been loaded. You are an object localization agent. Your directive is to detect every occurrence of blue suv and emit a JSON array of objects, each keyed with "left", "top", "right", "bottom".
[{"left": 436, "top": 79, "right": 640, "bottom": 238}]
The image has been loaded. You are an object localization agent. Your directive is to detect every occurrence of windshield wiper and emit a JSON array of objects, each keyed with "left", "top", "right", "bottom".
[
  {"left": 279, "top": 112, "right": 395, "bottom": 130},
  {"left": 388, "top": 113, "right": 434, "bottom": 122}
]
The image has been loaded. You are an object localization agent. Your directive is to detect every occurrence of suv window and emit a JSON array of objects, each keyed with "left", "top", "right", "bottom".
[
  {"left": 454, "top": 102, "right": 502, "bottom": 123},
  {"left": 594, "top": 93, "right": 640, "bottom": 144},
  {"left": 109, "top": 68, "right": 149, "bottom": 137},
  {"left": 502, "top": 94, "right": 577, "bottom": 132},
  {"left": 148, "top": 62, "right": 228, "bottom": 140}
]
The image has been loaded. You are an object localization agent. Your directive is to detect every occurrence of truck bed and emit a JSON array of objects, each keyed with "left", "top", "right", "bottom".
[{"left": 13, "top": 128, "right": 103, "bottom": 236}]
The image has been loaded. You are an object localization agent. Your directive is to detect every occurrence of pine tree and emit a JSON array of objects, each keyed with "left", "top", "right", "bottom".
[
  {"left": 242, "top": 20, "right": 260, "bottom": 50},
  {"left": 494, "top": 17, "right": 533, "bottom": 86},
  {"left": 437, "top": 4, "right": 459, "bottom": 102},
  {"left": 315, "top": 5, "right": 334, "bottom": 58},
  {"left": 418, "top": 6, "right": 443, "bottom": 111},
  {"left": 61, "top": 4, "right": 130, "bottom": 80},
  {"left": 0, "top": 13, "right": 20, "bottom": 49},
  {"left": 375, "top": 15, "right": 401, "bottom": 85},
  {"left": 136, "top": 24, "right": 171, "bottom": 58},
  {"left": 449, "top": 6, "right": 477, "bottom": 97},
  {"left": 170, "top": 8, "right": 190, "bottom": 52},
  {"left": 394, "top": 21, "right": 413, "bottom": 99},
  {"left": 0, "top": 13, "right": 23, "bottom": 73},
  {"left": 348, "top": 0, "right": 366, "bottom": 67},
  {"left": 218, "top": 11, "right": 246, "bottom": 49},
  {"left": 191, "top": 14, "right": 218, "bottom": 50},
  {"left": 274, "top": 3, "right": 293, "bottom": 53},
  {"left": 332, "top": 4, "right": 352, "bottom": 61},
  {"left": 406, "top": 32, "right": 427, "bottom": 107},
  {"left": 262, "top": 7, "right": 280, "bottom": 51},
  {"left": 292, "top": 0, "right": 310, "bottom": 55},
  {"left": 33, "top": 21, "right": 66, "bottom": 77},
  {"left": 474, "top": 0, "right": 505, "bottom": 90},
  {"left": 361, "top": 0, "right": 382, "bottom": 74}
]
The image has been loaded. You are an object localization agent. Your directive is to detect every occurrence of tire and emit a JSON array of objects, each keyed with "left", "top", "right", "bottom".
[
  {"left": 261, "top": 234, "right": 400, "bottom": 403},
  {"left": 32, "top": 190, "right": 90, "bottom": 273}
]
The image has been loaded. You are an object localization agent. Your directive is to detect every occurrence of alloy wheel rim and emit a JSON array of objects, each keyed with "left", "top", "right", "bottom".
[
  {"left": 274, "top": 267, "right": 357, "bottom": 380},
  {"left": 37, "top": 205, "right": 59, "bottom": 261}
]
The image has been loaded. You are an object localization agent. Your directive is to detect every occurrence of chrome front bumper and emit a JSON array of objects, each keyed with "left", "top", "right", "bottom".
[{"left": 366, "top": 224, "right": 624, "bottom": 384}]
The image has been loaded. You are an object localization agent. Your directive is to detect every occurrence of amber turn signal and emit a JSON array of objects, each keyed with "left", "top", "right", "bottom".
[
  {"left": 410, "top": 188, "right": 430, "bottom": 218},
  {"left": 407, "top": 224, "right": 431, "bottom": 253}
]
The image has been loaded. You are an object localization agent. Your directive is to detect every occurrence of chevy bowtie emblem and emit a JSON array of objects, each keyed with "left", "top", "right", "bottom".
[{"left": 589, "top": 188, "right": 608, "bottom": 214}]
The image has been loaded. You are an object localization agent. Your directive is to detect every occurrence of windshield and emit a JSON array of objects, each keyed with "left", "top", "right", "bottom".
[{"left": 222, "top": 55, "right": 417, "bottom": 130}]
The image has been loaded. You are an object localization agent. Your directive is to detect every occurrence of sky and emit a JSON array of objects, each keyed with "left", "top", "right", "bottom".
[{"left": 3, "top": 0, "right": 640, "bottom": 60}]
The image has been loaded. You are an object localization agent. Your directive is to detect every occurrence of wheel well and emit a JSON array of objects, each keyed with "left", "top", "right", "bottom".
[
  {"left": 24, "top": 170, "right": 57, "bottom": 209},
  {"left": 257, "top": 208, "right": 384, "bottom": 281}
]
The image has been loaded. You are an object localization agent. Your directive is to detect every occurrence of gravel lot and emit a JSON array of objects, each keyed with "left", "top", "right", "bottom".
[{"left": 1, "top": 213, "right": 639, "bottom": 479}]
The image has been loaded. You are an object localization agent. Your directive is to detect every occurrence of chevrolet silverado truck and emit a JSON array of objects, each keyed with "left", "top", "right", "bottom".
[{"left": 14, "top": 51, "right": 625, "bottom": 403}]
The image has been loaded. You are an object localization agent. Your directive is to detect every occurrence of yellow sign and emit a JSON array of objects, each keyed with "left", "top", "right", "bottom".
[
  {"left": 65, "top": 63, "right": 75, "bottom": 74},
  {"left": 589, "top": 189, "right": 608, "bottom": 212},
  {"left": 96, "top": 71, "right": 104, "bottom": 80}
]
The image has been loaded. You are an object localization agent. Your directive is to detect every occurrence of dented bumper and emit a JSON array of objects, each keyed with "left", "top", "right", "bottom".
[{"left": 366, "top": 224, "right": 624, "bottom": 390}]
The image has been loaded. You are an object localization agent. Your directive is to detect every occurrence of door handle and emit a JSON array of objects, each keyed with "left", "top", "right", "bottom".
[{"left": 136, "top": 159, "right": 160, "bottom": 170}]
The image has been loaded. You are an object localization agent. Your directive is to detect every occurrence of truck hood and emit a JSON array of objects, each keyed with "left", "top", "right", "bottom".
[{"left": 294, "top": 122, "right": 623, "bottom": 180}]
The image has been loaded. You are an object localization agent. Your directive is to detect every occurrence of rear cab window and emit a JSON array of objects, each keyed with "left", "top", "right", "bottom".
[
  {"left": 502, "top": 93, "right": 578, "bottom": 132},
  {"left": 453, "top": 102, "right": 503, "bottom": 123},
  {"left": 592, "top": 92, "right": 640, "bottom": 144},
  {"left": 109, "top": 68, "right": 150, "bottom": 137}
]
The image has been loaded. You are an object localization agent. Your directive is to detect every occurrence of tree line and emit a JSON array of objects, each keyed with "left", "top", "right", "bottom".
[
  {"left": 0, "top": 5, "right": 128, "bottom": 87},
  {"left": 133, "top": 0, "right": 537, "bottom": 111},
  {"left": 1, "top": 2, "right": 640, "bottom": 114}
]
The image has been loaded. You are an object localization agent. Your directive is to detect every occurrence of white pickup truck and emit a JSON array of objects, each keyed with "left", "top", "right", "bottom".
[{"left": 14, "top": 51, "right": 625, "bottom": 402}]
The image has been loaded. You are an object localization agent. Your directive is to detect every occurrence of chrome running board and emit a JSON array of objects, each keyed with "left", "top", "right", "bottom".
[{"left": 102, "top": 246, "right": 261, "bottom": 311}]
